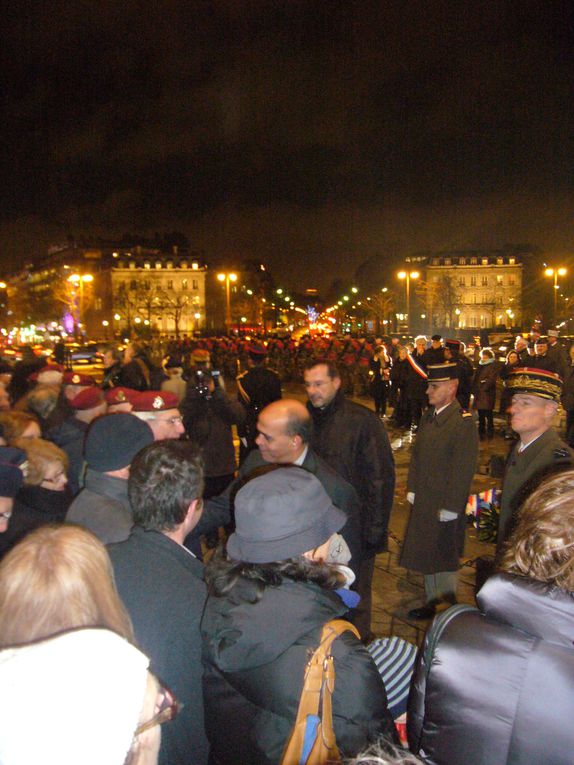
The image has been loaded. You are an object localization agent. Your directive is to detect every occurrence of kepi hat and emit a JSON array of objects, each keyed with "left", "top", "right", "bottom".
[
  {"left": 426, "top": 362, "right": 458, "bottom": 382},
  {"left": 505, "top": 367, "right": 562, "bottom": 402}
]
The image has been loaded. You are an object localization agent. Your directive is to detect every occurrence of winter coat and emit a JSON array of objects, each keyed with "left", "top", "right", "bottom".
[
  {"left": 307, "top": 390, "right": 395, "bottom": 555},
  {"left": 201, "top": 576, "right": 397, "bottom": 765},
  {"left": 66, "top": 469, "right": 133, "bottom": 544},
  {"left": 180, "top": 386, "right": 245, "bottom": 478},
  {"left": 408, "top": 573, "right": 574, "bottom": 765},
  {"left": 109, "top": 528, "right": 209, "bottom": 765},
  {"left": 399, "top": 400, "right": 478, "bottom": 574},
  {"left": 471, "top": 360, "right": 499, "bottom": 410},
  {"left": 498, "top": 429, "right": 573, "bottom": 550}
]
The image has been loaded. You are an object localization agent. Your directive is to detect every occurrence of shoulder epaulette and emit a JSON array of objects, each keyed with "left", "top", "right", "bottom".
[
  {"left": 460, "top": 409, "right": 473, "bottom": 418},
  {"left": 553, "top": 447, "right": 571, "bottom": 459}
]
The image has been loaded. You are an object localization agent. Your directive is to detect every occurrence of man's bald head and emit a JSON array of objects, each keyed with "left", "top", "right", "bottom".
[{"left": 255, "top": 399, "right": 312, "bottom": 464}]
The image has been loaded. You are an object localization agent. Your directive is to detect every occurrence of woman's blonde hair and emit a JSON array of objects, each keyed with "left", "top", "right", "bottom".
[
  {"left": 501, "top": 469, "right": 574, "bottom": 591},
  {"left": 0, "top": 525, "right": 134, "bottom": 648},
  {"left": 12, "top": 437, "right": 68, "bottom": 485},
  {"left": 0, "top": 411, "right": 40, "bottom": 444}
]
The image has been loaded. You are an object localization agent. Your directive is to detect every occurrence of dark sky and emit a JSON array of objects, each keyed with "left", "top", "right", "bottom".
[{"left": 2, "top": 0, "right": 573, "bottom": 289}]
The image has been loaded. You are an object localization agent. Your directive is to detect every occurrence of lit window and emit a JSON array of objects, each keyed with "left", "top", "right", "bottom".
[
  {"left": 470, "top": 276, "right": 477, "bottom": 286},
  {"left": 192, "top": 279, "right": 198, "bottom": 290},
  {"left": 155, "top": 262, "right": 162, "bottom": 269},
  {"left": 182, "top": 279, "right": 188, "bottom": 290},
  {"left": 144, "top": 262, "right": 150, "bottom": 270},
  {"left": 496, "top": 275, "right": 503, "bottom": 285},
  {"left": 482, "top": 276, "right": 488, "bottom": 286}
]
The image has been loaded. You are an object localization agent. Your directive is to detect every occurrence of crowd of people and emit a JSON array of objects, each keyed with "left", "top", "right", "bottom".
[{"left": 0, "top": 329, "right": 572, "bottom": 764}]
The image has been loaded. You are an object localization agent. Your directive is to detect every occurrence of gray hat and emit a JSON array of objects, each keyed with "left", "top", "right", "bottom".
[
  {"left": 84, "top": 413, "right": 154, "bottom": 472},
  {"left": 227, "top": 467, "right": 347, "bottom": 563}
]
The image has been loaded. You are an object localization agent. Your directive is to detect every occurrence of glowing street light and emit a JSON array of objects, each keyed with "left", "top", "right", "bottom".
[
  {"left": 217, "top": 272, "right": 237, "bottom": 330},
  {"left": 544, "top": 266, "right": 567, "bottom": 324},
  {"left": 67, "top": 273, "right": 93, "bottom": 336},
  {"left": 397, "top": 270, "right": 420, "bottom": 333}
]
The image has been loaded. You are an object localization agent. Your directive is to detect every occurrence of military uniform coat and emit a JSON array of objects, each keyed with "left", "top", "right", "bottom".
[
  {"left": 399, "top": 400, "right": 478, "bottom": 574},
  {"left": 498, "top": 428, "right": 573, "bottom": 549}
]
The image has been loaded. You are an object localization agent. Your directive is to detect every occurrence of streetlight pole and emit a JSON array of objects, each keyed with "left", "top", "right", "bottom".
[
  {"left": 397, "top": 270, "right": 420, "bottom": 335},
  {"left": 217, "top": 272, "right": 237, "bottom": 331},
  {"left": 544, "top": 267, "right": 567, "bottom": 326},
  {"left": 68, "top": 273, "right": 93, "bottom": 338}
]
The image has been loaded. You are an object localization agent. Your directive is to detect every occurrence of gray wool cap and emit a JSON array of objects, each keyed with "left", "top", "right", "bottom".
[
  {"left": 84, "top": 413, "right": 154, "bottom": 472},
  {"left": 227, "top": 466, "right": 346, "bottom": 564}
]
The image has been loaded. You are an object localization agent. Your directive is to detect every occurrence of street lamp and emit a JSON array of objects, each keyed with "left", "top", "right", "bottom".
[
  {"left": 217, "top": 272, "right": 237, "bottom": 330},
  {"left": 544, "top": 267, "right": 567, "bottom": 325},
  {"left": 397, "top": 270, "right": 420, "bottom": 333},
  {"left": 68, "top": 273, "right": 93, "bottom": 337}
]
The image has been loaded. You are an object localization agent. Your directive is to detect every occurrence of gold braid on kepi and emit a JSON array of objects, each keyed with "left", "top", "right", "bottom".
[{"left": 505, "top": 368, "right": 563, "bottom": 401}]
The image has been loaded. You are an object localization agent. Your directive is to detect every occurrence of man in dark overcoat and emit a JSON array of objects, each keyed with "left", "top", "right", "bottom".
[
  {"left": 400, "top": 363, "right": 478, "bottom": 619},
  {"left": 108, "top": 440, "right": 208, "bottom": 765}
]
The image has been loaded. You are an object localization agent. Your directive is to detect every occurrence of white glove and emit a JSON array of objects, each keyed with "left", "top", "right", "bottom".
[
  {"left": 407, "top": 492, "right": 415, "bottom": 504},
  {"left": 438, "top": 509, "right": 458, "bottom": 522}
]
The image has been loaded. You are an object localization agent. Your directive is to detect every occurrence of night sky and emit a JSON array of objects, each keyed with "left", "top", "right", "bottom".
[{"left": 2, "top": 0, "right": 573, "bottom": 290}]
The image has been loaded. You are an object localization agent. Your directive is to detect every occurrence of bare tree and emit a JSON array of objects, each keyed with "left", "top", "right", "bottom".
[
  {"left": 157, "top": 288, "right": 192, "bottom": 338},
  {"left": 364, "top": 291, "right": 397, "bottom": 332}
]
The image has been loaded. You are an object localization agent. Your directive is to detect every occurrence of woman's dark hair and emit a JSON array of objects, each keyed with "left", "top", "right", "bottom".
[{"left": 205, "top": 545, "right": 345, "bottom": 602}]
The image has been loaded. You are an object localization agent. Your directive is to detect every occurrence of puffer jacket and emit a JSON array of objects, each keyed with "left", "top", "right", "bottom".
[
  {"left": 408, "top": 573, "right": 574, "bottom": 765},
  {"left": 201, "top": 577, "right": 397, "bottom": 765}
]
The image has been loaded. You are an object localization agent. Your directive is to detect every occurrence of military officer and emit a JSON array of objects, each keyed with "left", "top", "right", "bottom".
[
  {"left": 498, "top": 368, "right": 573, "bottom": 553},
  {"left": 400, "top": 362, "right": 479, "bottom": 619}
]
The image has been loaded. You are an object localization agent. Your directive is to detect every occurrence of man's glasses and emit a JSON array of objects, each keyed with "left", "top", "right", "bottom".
[{"left": 134, "top": 684, "right": 181, "bottom": 736}]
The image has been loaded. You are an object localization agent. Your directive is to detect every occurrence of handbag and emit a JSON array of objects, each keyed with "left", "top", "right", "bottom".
[{"left": 279, "top": 619, "right": 360, "bottom": 765}]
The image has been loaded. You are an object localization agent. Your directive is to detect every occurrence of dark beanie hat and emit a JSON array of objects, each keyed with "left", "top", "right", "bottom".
[{"left": 84, "top": 413, "right": 154, "bottom": 472}]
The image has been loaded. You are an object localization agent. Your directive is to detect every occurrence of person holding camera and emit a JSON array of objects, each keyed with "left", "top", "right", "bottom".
[{"left": 180, "top": 359, "right": 245, "bottom": 500}]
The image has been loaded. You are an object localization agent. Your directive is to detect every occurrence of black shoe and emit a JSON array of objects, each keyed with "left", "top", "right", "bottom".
[{"left": 407, "top": 604, "right": 436, "bottom": 620}]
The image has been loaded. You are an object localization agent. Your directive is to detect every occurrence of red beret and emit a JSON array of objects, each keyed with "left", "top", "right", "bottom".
[
  {"left": 70, "top": 387, "right": 105, "bottom": 410},
  {"left": 132, "top": 391, "right": 179, "bottom": 412},
  {"left": 104, "top": 387, "right": 139, "bottom": 406},
  {"left": 63, "top": 372, "right": 96, "bottom": 386},
  {"left": 27, "top": 364, "right": 65, "bottom": 382},
  {"left": 191, "top": 348, "right": 210, "bottom": 363}
]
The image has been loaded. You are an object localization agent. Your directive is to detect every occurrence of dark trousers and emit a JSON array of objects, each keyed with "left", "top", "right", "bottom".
[
  {"left": 352, "top": 556, "right": 376, "bottom": 640},
  {"left": 371, "top": 380, "right": 388, "bottom": 415},
  {"left": 477, "top": 409, "right": 494, "bottom": 436},
  {"left": 567, "top": 409, "right": 574, "bottom": 448}
]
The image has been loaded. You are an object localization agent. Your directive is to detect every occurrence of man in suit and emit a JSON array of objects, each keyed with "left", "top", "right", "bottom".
[
  {"left": 498, "top": 368, "right": 573, "bottom": 553},
  {"left": 192, "top": 398, "right": 362, "bottom": 575},
  {"left": 108, "top": 440, "right": 208, "bottom": 765}
]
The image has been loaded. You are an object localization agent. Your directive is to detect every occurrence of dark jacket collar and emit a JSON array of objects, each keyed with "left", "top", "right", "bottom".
[
  {"left": 84, "top": 468, "right": 130, "bottom": 506},
  {"left": 477, "top": 572, "right": 574, "bottom": 648},
  {"left": 307, "top": 389, "right": 346, "bottom": 420},
  {"left": 128, "top": 526, "right": 204, "bottom": 577}
]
